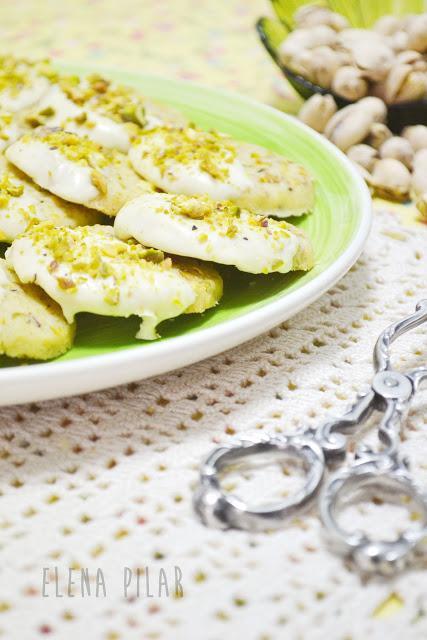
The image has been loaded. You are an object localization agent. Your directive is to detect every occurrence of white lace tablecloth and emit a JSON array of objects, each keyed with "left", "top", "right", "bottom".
[{"left": 0, "top": 209, "right": 426, "bottom": 640}]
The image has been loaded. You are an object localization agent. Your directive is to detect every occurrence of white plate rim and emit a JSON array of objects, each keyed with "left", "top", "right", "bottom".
[{"left": 0, "top": 74, "right": 372, "bottom": 406}]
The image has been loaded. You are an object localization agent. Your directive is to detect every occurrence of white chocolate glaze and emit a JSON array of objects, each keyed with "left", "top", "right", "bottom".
[
  {"left": 6, "top": 225, "right": 199, "bottom": 340},
  {"left": 129, "top": 127, "right": 315, "bottom": 218},
  {"left": 33, "top": 85, "right": 132, "bottom": 152},
  {"left": 115, "top": 193, "right": 314, "bottom": 274},
  {"left": 6, "top": 137, "right": 99, "bottom": 204}
]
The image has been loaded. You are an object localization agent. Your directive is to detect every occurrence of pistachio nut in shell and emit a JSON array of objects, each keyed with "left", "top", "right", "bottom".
[
  {"left": 371, "top": 157, "right": 411, "bottom": 201},
  {"left": 402, "top": 125, "right": 427, "bottom": 151},
  {"left": 379, "top": 136, "right": 414, "bottom": 169},
  {"left": 346, "top": 144, "right": 378, "bottom": 171},
  {"left": 332, "top": 65, "right": 368, "bottom": 100},
  {"left": 298, "top": 94, "right": 337, "bottom": 133}
]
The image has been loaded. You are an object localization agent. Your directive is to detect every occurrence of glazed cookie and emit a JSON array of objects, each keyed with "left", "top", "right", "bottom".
[
  {"left": 115, "top": 193, "right": 314, "bottom": 274},
  {"left": 129, "top": 125, "right": 315, "bottom": 218},
  {"left": 0, "top": 55, "right": 53, "bottom": 112},
  {"left": 6, "top": 224, "right": 222, "bottom": 340},
  {"left": 6, "top": 127, "right": 153, "bottom": 215},
  {"left": 0, "top": 156, "right": 101, "bottom": 243},
  {"left": 23, "top": 73, "right": 187, "bottom": 152},
  {"left": 0, "top": 258, "right": 75, "bottom": 360}
]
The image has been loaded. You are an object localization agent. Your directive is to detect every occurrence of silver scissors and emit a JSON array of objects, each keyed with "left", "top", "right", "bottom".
[{"left": 194, "top": 300, "right": 427, "bottom": 575}]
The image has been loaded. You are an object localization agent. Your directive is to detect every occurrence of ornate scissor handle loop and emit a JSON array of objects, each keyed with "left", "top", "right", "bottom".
[
  {"left": 374, "top": 299, "right": 427, "bottom": 373},
  {"left": 194, "top": 435, "right": 325, "bottom": 532},
  {"left": 320, "top": 454, "right": 427, "bottom": 575}
]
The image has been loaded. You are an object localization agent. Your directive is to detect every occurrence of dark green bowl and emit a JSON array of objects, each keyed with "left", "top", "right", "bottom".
[{"left": 257, "top": 14, "right": 427, "bottom": 133}]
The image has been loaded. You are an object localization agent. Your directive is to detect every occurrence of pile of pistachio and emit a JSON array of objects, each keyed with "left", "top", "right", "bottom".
[
  {"left": 279, "top": 6, "right": 427, "bottom": 103},
  {"left": 298, "top": 93, "right": 427, "bottom": 217}
]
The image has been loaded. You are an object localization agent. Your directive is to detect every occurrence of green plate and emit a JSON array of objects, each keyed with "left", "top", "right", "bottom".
[{"left": 0, "top": 65, "right": 371, "bottom": 405}]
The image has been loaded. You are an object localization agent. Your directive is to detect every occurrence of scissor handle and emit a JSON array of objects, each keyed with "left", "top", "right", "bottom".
[
  {"left": 320, "top": 453, "right": 427, "bottom": 575},
  {"left": 194, "top": 435, "right": 325, "bottom": 531},
  {"left": 374, "top": 299, "right": 427, "bottom": 373}
]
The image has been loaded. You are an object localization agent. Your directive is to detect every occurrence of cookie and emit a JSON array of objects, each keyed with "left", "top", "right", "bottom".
[
  {"left": 0, "top": 258, "right": 75, "bottom": 360},
  {"left": 7, "top": 223, "right": 223, "bottom": 340},
  {"left": 129, "top": 125, "right": 315, "bottom": 218},
  {"left": 23, "top": 73, "right": 187, "bottom": 152},
  {"left": 0, "top": 155, "right": 101, "bottom": 242},
  {"left": 115, "top": 193, "right": 314, "bottom": 274},
  {"left": 6, "top": 127, "right": 153, "bottom": 215}
]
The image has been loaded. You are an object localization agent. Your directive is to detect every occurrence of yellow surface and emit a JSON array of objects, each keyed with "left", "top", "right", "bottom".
[
  {"left": 0, "top": 0, "right": 286, "bottom": 103},
  {"left": 0, "top": 0, "right": 424, "bottom": 225}
]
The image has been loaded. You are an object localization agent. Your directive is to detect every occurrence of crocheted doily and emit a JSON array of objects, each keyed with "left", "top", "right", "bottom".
[{"left": 0, "top": 209, "right": 426, "bottom": 640}]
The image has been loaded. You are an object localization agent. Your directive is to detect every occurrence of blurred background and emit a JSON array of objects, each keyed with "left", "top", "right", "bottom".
[
  {"left": 1, "top": 0, "right": 425, "bottom": 114},
  {"left": 0, "top": 0, "right": 286, "bottom": 106}
]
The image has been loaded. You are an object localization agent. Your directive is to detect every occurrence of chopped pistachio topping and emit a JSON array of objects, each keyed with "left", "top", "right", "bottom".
[
  {"left": 248, "top": 149, "right": 310, "bottom": 186},
  {"left": 139, "top": 126, "right": 237, "bottom": 181},
  {"left": 0, "top": 170, "right": 24, "bottom": 207},
  {"left": 74, "top": 112, "right": 87, "bottom": 124},
  {"left": 39, "top": 106, "right": 55, "bottom": 117},
  {"left": 58, "top": 73, "right": 147, "bottom": 126},
  {"left": 25, "top": 105, "right": 57, "bottom": 128},
  {"left": 164, "top": 194, "right": 294, "bottom": 240},
  {"left": 23, "top": 223, "right": 170, "bottom": 298},
  {"left": 22, "top": 129, "right": 113, "bottom": 168},
  {"left": 18, "top": 204, "right": 39, "bottom": 224},
  {"left": 0, "top": 55, "right": 55, "bottom": 95},
  {"left": 170, "top": 195, "right": 240, "bottom": 220}
]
